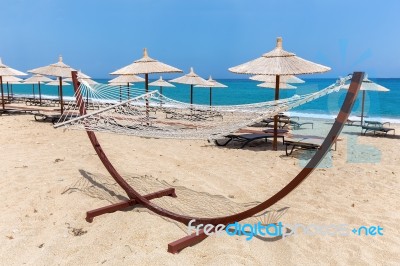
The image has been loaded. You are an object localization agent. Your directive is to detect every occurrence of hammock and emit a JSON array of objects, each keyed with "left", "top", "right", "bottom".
[
  {"left": 54, "top": 76, "right": 349, "bottom": 139},
  {"left": 54, "top": 71, "right": 363, "bottom": 253}
]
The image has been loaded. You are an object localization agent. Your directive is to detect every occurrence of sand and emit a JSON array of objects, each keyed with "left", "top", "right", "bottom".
[{"left": 0, "top": 113, "right": 399, "bottom": 265}]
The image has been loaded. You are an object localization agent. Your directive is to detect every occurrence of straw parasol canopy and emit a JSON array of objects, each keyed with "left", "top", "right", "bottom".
[
  {"left": 195, "top": 76, "right": 227, "bottom": 106},
  {"left": 229, "top": 37, "right": 330, "bottom": 151},
  {"left": 47, "top": 79, "right": 70, "bottom": 86},
  {"left": 149, "top": 76, "right": 175, "bottom": 95},
  {"left": 110, "top": 48, "right": 182, "bottom": 95},
  {"left": 0, "top": 58, "right": 27, "bottom": 109},
  {"left": 229, "top": 37, "right": 330, "bottom": 76},
  {"left": 108, "top": 74, "right": 145, "bottom": 84},
  {"left": 108, "top": 74, "right": 145, "bottom": 101},
  {"left": 1, "top": 76, "right": 23, "bottom": 83},
  {"left": 0, "top": 58, "right": 27, "bottom": 76},
  {"left": 65, "top": 70, "right": 97, "bottom": 84},
  {"left": 257, "top": 82, "right": 297, "bottom": 89},
  {"left": 28, "top": 55, "right": 76, "bottom": 114},
  {"left": 29, "top": 55, "right": 76, "bottom": 78},
  {"left": 23, "top": 74, "right": 53, "bottom": 104},
  {"left": 342, "top": 75, "right": 389, "bottom": 125},
  {"left": 250, "top": 75, "right": 304, "bottom": 83},
  {"left": 1, "top": 76, "right": 22, "bottom": 100},
  {"left": 169, "top": 67, "right": 212, "bottom": 104}
]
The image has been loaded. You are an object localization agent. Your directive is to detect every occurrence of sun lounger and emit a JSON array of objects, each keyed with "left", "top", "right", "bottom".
[
  {"left": 34, "top": 113, "right": 80, "bottom": 124},
  {"left": 346, "top": 119, "right": 361, "bottom": 126},
  {"left": 215, "top": 133, "right": 285, "bottom": 148},
  {"left": 262, "top": 117, "right": 310, "bottom": 129},
  {"left": 288, "top": 120, "right": 314, "bottom": 129},
  {"left": 361, "top": 125, "right": 395, "bottom": 136},
  {"left": 0, "top": 108, "right": 40, "bottom": 116},
  {"left": 284, "top": 140, "right": 320, "bottom": 156},
  {"left": 284, "top": 137, "right": 337, "bottom": 156},
  {"left": 364, "top": 120, "right": 390, "bottom": 127}
]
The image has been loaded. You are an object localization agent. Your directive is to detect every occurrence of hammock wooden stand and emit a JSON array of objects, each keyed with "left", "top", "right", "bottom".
[{"left": 69, "top": 71, "right": 364, "bottom": 253}]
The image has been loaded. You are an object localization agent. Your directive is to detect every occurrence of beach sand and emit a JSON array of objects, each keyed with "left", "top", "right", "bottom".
[{"left": 0, "top": 113, "right": 399, "bottom": 265}]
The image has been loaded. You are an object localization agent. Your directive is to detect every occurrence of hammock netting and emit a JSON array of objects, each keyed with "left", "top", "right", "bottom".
[{"left": 54, "top": 76, "right": 349, "bottom": 139}]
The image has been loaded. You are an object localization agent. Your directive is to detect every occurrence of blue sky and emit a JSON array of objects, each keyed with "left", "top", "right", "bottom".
[{"left": 1, "top": 0, "right": 399, "bottom": 78}]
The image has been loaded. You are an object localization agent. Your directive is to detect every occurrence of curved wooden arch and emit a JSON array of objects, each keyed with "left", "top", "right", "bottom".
[{"left": 71, "top": 71, "right": 363, "bottom": 252}]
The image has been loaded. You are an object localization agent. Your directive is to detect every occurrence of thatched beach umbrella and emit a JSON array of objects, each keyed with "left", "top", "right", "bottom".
[
  {"left": 149, "top": 76, "right": 175, "bottom": 106},
  {"left": 110, "top": 48, "right": 182, "bottom": 94},
  {"left": 0, "top": 58, "right": 27, "bottom": 109},
  {"left": 65, "top": 70, "right": 97, "bottom": 84},
  {"left": 23, "top": 74, "right": 53, "bottom": 105},
  {"left": 257, "top": 82, "right": 297, "bottom": 89},
  {"left": 108, "top": 74, "right": 145, "bottom": 101},
  {"left": 195, "top": 76, "right": 227, "bottom": 106},
  {"left": 46, "top": 79, "right": 70, "bottom": 104},
  {"left": 342, "top": 76, "right": 389, "bottom": 125},
  {"left": 65, "top": 71, "right": 98, "bottom": 105},
  {"left": 229, "top": 37, "right": 330, "bottom": 150},
  {"left": 1, "top": 76, "right": 22, "bottom": 99},
  {"left": 169, "top": 67, "right": 211, "bottom": 104},
  {"left": 111, "top": 48, "right": 182, "bottom": 115},
  {"left": 28, "top": 56, "right": 76, "bottom": 114},
  {"left": 250, "top": 74, "right": 304, "bottom": 83},
  {"left": 148, "top": 76, "right": 175, "bottom": 95}
]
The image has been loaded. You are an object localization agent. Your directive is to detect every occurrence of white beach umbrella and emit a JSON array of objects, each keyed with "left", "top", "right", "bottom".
[
  {"left": 28, "top": 55, "right": 76, "bottom": 114},
  {"left": 0, "top": 58, "right": 27, "bottom": 109},
  {"left": 250, "top": 75, "right": 305, "bottom": 83},
  {"left": 108, "top": 74, "right": 145, "bottom": 101},
  {"left": 110, "top": 48, "right": 182, "bottom": 95},
  {"left": 149, "top": 76, "right": 175, "bottom": 95},
  {"left": 1, "top": 76, "right": 22, "bottom": 99},
  {"left": 1, "top": 76, "right": 22, "bottom": 83},
  {"left": 257, "top": 82, "right": 297, "bottom": 89},
  {"left": 64, "top": 70, "right": 97, "bottom": 84},
  {"left": 195, "top": 76, "right": 227, "bottom": 106},
  {"left": 108, "top": 74, "right": 145, "bottom": 84},
  {"left": 169, "top": 67, "right": 212, "bottom": 104},
  {"left": 46, "top": 79, "right": 70, "bottom": 86},
  {"left": 24, "top": 74, "right": 53, "bottom": 104},
  {"left": 229, "top": 37, "right": 330, "bottom": 150},
  {"left": 342, "top": 75, "right": 389, "bottom": 125}
]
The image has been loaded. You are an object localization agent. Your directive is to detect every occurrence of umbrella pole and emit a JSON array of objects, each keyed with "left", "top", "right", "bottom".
[
  {"left": 361, "top": 90, "right": 366, "bottom": 125},
  {"left": 0, "top": 76, "right": 4, "bottom": 110},
  {"left": 273, "top": 75, "right": 280, "bottom": 151},
  {"left": 86, "top": 88, "right": 89, "bottom": 107},
  {"left": 59, "top": 77, "right": 64, "bottom": 115},
  {"left": 145, "top": 74, "right": 149, "bottom": 119},
  {"left": 7, "top": 82, "right": 10, "bottom": 99},
  {"left": 119, "top": 86, "right": 122, "bottom": 102},
  {"left": 160, "top": 86, "right": 163, "bottom": 107},
  {"left": 127, "top": 83, "right": 130, "bottom": 100},
  {"left": 190, "top": 84, "right": 193, "bottom": 104},
  {"left": 209, "top": 87, "right": 212, "bottom": 106},
  {"left": 32, "top": 84, "right": 35, "bottom": 99},
  {"left": 38, "top": 82, "right": 42, "bottom": 105}
]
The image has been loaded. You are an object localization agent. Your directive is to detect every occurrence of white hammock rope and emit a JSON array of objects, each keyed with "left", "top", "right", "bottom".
[{"left": 54, "top": 76, "right": 350, "bottom": 140}]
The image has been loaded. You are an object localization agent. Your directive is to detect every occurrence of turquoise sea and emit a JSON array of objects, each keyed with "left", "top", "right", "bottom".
[{"left": 4, "top": 78, "right": 400, "bottom": 122}]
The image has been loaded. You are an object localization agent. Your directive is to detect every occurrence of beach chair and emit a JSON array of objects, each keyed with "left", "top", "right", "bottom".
[
  {"left": 364, "top": 120, "right": 391, "bottom": 127},
  {"left": 0, "top": 108, "right": 40, "bottom": 116},
  {"left": 346, "top": 119, "right": 361, "bottom": 126},
  {"left": 361, "top": 124, "right": 395, "bottom": 136},
  {"left": 215, "top": 133, "right": 285, "bottom": 148},
  {"left": 284, "top": 137, "right": 337, "bottom": 156},
  {"left": 289, "top": 120, "right": 314, "bottom": 129},
  {"left": 284, "top": 140, "right": 320, "bottom": 156},
  {"left": 34, "top": 113, "right": 80, "bottom": 124}
]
